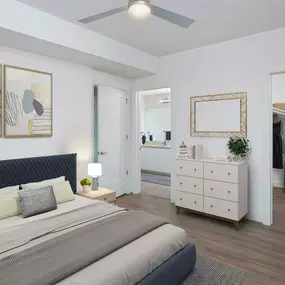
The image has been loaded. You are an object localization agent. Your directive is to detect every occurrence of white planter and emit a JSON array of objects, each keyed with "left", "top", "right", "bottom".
[{"left": 82, "top": 185, "right": 91, "bottom": 193}]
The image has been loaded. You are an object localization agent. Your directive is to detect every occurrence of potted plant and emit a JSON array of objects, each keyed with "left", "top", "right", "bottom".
[
  {"left": 227, "top": 137, "right": 251, "bottom": 161},
  {"left": 80, "top": 178, "right": 92, "bottom": 192}
]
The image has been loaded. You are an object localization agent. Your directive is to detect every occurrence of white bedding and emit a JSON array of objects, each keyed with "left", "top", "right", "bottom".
[{"left": 0, "top": 196, "right": 188, "bottom": 285}]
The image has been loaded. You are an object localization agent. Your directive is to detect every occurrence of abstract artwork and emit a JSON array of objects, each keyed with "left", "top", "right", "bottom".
[
  {"left": 0, "top": 65, "right": 2, "bottom": 137},
  {"left": 4, "top": 65, "right": 52, "bottom": 138}
]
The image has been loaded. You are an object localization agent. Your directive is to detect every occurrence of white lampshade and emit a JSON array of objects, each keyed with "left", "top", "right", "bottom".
[{"left": 88, "top": 163, "right": 102, "bottom": 177}]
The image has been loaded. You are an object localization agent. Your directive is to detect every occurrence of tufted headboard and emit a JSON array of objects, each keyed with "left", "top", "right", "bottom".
[{"left": 0, "top": 153, "right": 77, "bottom": 193}]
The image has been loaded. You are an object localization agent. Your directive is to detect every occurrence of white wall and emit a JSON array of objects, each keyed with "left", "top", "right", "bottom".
[
  {"left": 272, "top": 73, "right": 285, "bottom": 104},
  {"left": 133, "top": 26, "right": 285, "bottom": 224},
  {"left": 0, "top": 45, "right": 131, "bottom": 189}
]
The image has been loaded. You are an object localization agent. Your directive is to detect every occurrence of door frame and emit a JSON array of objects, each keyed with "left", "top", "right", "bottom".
[
  {"left": 131, "top": 86, "right": 172, "bottom": 197},
  {"left": 95, "top": 84, "right": 131, "bottom": 196},
  {"left": 262, "top": 69, "right": 285, "bottom": 226}
]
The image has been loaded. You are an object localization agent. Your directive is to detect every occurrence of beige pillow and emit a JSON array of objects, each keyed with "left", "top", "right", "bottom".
[
  {"left": 52, "top": 181, "right": 75, "bottom": 204},
  {"left": 1, "top": 185, "right": 19, "bottom": 193},
  {"left": 21, "top": 176, "right": 65, "bottom": 190},
  {"left": 0, "top": 186, "right": 20, "bottom": 220}
]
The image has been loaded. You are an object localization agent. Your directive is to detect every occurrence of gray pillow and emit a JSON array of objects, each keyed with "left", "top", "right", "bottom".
[{"left": 18, "top": 186, "right": 57, "bottom": 218}]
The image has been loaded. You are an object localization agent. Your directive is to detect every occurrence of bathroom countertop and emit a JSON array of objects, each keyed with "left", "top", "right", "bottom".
[{"left": 141, "top": 145, "right": 171, "bottom": 149}]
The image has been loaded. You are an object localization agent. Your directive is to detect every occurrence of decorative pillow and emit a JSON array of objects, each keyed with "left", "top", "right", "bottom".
[
  {"left": 18, "top": 186, "right": 57, "bottom": 218},
  {"left": 52, "top": 181, "right": 75, "bottom": 204},
  {"left": 0, "top": 187, "right": 20, "bottom": 220},
  {"left": 21, "top": 176, "right": 65, "bottom": 190}
]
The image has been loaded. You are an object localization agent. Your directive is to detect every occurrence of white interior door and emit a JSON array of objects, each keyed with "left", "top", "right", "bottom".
[{"left": 97, "top": 86, "right": 127, "bottom": 197}]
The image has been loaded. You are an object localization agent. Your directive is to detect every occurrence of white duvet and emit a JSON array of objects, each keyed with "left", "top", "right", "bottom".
[{"left": 0, "top": 196, "right": 188, "bottom": 285}]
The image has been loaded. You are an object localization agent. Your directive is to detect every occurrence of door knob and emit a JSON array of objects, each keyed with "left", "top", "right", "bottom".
[{"left": 98, "top": 151, "right": 108, "bottom": 155}]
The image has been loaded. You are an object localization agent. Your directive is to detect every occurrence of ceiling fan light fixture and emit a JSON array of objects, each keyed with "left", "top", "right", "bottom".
[{"left": 128, "top": 0, "right": 151, "bottom": 20}]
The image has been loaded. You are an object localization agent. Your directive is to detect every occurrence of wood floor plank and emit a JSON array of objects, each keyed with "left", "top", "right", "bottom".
[{"left": 117, "top": 184, "right": 285, "bottom": 285}]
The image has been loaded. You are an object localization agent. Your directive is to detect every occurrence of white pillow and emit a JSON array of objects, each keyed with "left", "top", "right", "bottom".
[
  {"left": 52, "top": 181, "right": 75, "bottom": 204},
  {"left": 21, "top": 176, "right": 65, "bottom": 190},
  {"left": 0, "top": 186, "right": 20, "bottom": 219},
  {"left": 0, "top": 185, "right": 19, "bottom": 193}
]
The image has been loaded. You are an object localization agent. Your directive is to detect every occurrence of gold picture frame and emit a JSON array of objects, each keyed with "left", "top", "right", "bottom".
[
  {"left": 4, "top": 65, "right": 53, "bottom": 138},
  {"left": 190, "top": 92, "right": 247, "bottom": 138}
]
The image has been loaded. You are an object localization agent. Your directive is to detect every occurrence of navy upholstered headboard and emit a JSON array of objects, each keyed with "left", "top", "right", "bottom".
[{"left": 0, "top": 153, "right": 77, "bottom": 193}]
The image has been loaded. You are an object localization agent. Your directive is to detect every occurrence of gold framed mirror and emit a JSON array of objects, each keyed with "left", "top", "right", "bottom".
[{"left": 190, "top": 92, "right": 247, "bottom": 138}]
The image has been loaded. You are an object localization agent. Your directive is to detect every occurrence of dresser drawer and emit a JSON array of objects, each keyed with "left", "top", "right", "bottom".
[
  {"left": 176, "top": 160, "right": 203, "bottom": 178},
  {"left": 175, "top": 191, "right": 203, "bottom": 212},
  {"left": 204, "top": 180, "right": 238, "bottom": 202},
  {"left": 204, "top": 163, "right": 238, "bottom": 183},
  {"left": 176, "top": 176, "right": 203, "bottom": 195},
  {"left": 204, "top": 197, "right": 238, "bottom": 221}
]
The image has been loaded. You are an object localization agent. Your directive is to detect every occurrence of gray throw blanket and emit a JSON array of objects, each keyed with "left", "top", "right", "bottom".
[{"left": 0, "top": 207, "right": 168, "bottom": 285}]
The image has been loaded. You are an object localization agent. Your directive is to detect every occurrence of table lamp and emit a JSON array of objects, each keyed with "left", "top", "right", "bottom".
[{"left": 88, "top": 163, "right": 102, "bottom": 190}]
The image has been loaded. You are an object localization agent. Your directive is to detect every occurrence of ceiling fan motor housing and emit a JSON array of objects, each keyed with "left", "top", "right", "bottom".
[{"left": 128, "top": 0, "right": 151, "bottom": 9}]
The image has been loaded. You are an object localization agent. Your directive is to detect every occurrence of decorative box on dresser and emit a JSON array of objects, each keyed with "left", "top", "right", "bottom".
[{"left": 175, "top": 158, "right": 248, "bottom": 230}]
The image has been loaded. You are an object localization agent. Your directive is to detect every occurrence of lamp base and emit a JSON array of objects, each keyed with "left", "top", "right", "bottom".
[{"left": 92, "top": 177, "right": 98, "bottom": 190}]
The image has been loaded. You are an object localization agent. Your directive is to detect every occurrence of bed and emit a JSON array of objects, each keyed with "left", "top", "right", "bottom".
[{"left": 0, "top": 154, "right": 196, "bottom": 285}]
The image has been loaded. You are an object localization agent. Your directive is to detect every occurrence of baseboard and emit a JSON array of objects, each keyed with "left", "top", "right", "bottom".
[
  {"left": 273, "top": 181, "right": 284, "bottom": 188},
  {"left": 141, "top": 169, "right": 171, "bottom": 177}
]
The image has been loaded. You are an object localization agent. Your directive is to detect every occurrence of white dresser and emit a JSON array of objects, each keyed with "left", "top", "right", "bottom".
[{"left": 175, "top": 158, "right": 248, "bottom": 230}]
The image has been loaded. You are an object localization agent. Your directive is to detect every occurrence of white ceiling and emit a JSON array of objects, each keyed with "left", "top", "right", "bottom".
[{"left": 17, "top": 0, "right": 285, "bottom": 56}]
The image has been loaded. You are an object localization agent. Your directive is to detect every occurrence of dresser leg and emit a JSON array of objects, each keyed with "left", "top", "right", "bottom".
[
  {"left": 233, "top": 221, "right": 239, "bottom": 231},
  {"left": 176, "top": 206, "right": 181, "bottom": 214}
]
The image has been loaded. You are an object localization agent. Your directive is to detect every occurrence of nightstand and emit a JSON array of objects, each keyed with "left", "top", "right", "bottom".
[{"left": 77, "top": 188, "right": 116, "bottom": 204}]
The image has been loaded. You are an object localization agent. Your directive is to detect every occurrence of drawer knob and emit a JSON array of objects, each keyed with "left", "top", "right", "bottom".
[
  {"left": 194, "top": 201, "right": 197, "bottom": 204},
  {"left": 211, "top": 170, "right": 213, "bottom": 173},
  {"left": 194, "top": 185, "right": 196, "bottom": 187},
  {"left": 194, "top": 168, "right": 197, "bottom": 171},
  {"left": 180, "top": 198, "right": 182, "bottom": 201},
  {"left": 211, "top": 205, "right": 213, "bottom": 208},
  {"left": 180, "top": 166, "right": 183, "bottom": 169},
  {"left": 228, "top": 191, "right": 231, "bottom": 194},
  {"left": 180, "top": 182, "right": 183, "bottom": 185},
  {"left": 211, "top": 188, "right": 213, "bottom": 190},
  {"left": 228, "top": 209, "right": 231, "bottom": 212},
  {"left": 228, "top": 173, "right": 231, "bottom": 175}
]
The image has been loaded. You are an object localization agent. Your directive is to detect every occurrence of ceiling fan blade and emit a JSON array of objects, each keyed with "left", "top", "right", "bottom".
[
  {"left": 78, "top": 6, "right": 128, "bottom": 24},
  {"left": 151, "top": 5, "right": 195, "bottom": 28}
]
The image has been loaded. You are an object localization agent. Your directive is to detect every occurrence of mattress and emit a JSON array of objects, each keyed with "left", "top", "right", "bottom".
[{"left": 0, "top": 196, "right": 188, "bottom": 285}]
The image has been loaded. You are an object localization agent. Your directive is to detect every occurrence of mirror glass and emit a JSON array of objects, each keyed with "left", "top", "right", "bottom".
[
  {"left": 141, "top": 93, "right": 171, "bottom": 144},
  {"left": 196, "top": 99, "right": 240, "bottom": 132}
]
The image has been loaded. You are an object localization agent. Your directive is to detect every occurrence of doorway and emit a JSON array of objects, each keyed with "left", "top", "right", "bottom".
[
  {"left": 139, "top": 88, "right": 171, "bottom": 200},
  {"left": 271, "top": 73, "right": 285, "bottom": 228},
  {"left": 94, "top": 85, "right": 128, "bottom": 197}
]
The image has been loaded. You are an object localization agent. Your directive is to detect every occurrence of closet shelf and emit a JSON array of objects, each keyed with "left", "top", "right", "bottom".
[{"left": 273, "top": 103, "right": 285, "bottom": 118}]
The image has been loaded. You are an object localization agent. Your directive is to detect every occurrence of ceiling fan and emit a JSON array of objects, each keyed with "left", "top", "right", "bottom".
[{"left": 78, "top": 0, "right": 195, "bottom": 28}]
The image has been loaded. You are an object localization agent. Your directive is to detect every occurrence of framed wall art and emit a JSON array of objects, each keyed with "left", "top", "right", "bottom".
[
  {"left": 4, "top": 65, "right": 52, "bottom": 138},
  {"left": 190, "top": 92, "right": 247, "bottom": 138}
]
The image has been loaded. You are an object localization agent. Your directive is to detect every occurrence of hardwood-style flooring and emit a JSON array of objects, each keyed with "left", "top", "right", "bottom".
[
  {"left": 117, "top": 185, "right": 285, "bottom": 285},
  {"left": 141, "top": 181, "right": 171, "bottom": 199}
]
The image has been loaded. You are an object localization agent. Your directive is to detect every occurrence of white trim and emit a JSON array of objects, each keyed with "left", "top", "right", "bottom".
[
  {"left": 131, "top": 90, "right": 141, "bottom": 194},
  {"left": 262, "top": 69, "right": 285, "bottom": 226},
  {"left": 131, "top": 87, "right": 172, "bottom": 196}
]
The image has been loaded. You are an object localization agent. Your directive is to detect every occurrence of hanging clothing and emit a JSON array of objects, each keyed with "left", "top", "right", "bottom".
[{"left": 273, "top": 121, "right": 283, "bottom": 169}]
